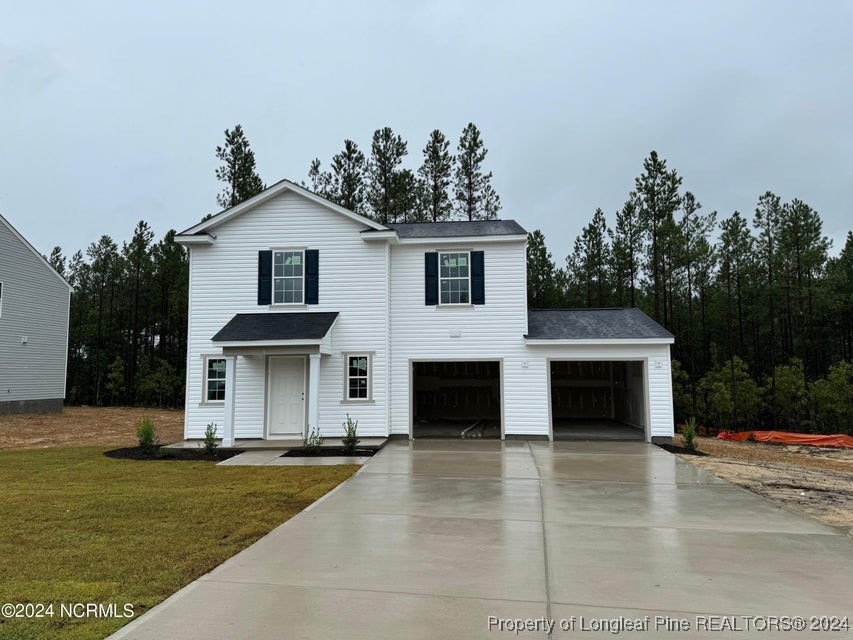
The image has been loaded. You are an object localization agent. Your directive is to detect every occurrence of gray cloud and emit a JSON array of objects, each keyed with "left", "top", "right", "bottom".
[{"left": 0, "top": 0, "right": 850, "bottom": 260}]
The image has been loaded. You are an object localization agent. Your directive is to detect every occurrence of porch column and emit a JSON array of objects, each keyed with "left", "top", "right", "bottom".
[
  {"left": 222, "top": 355, "right": 236, "bottom": 447},
  {"left": 308, "top": 353, "right": 321, "bottom": 432}
]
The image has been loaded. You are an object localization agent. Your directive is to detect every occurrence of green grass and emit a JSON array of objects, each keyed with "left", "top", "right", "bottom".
[{"left": 0, "top": 447, "right": 357, "bottom": 640}]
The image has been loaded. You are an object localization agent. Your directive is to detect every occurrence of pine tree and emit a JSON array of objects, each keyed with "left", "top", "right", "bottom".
[
  {"left": 389, "top": 169, "right": 420, "bottom": 223},
  {"left": 47, "top": 246, "right": 66, "bottom": 276},
  {"left": 307, "top": 158, "right": 333, "bottom": 199},
  {"left": 634, "top": 151, "right": 682, "bottom": 322},
  {"left": 215, "top": 124, "right": 265, "bottom": 209},
  {"left": 610, "top": 193, "right": 643, "bottom": 307},
  {"left": 330, "top": 139, "right": 367, "bottom": 213},
  {"left": 453, "top": 123, "right": 501, "bottom": 220},
  {"left": 753, "top": 191, "right": 783, "bottom": 411},
  {"left": 366, "top": 127, "right": 408, "bottom": 223},
  {"left": 418, "top": 130, "right": 454, "bottom": 222},
  {"left": 418, "top": 129, "right": 454, "bottom": 222},
  {"left": 778, "top": 199, "right": 831, "bottom": 375},
  {"left": 569, "top": 209, "right": 612, "bottom": 307},
  {"left": 526, "top": 230, "right": 557, "bottom": 308}
]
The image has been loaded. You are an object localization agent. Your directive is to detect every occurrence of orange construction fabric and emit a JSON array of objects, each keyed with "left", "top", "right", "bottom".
[{"left": 717, "top": 430, "right": 853, "bottom": 449}]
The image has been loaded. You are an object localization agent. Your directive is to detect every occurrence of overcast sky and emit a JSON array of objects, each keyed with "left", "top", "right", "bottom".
[{"left": 2, "top": 1, "right": 851, "bottom": 263}]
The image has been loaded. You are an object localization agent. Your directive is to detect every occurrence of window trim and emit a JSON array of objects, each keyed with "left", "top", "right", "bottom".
[
  {"left": 438, "top": 251, "right": 472, "bottom": 306},
  {"left": 343, "top": 352, "right": 372, "bottom": 402},
  {"left": 202, "top": 355, "right": 227, "bottom": 404},
  {"left": 272, "top": 249, "right": 306, "bottom": 306}
]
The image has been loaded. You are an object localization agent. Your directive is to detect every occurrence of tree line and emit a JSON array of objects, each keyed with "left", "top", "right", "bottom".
[
  {"left": 527, "top": 151, "right": 853, "bottom": 433},
  {"left": 48, "top": 225, "right": 189, "bottom": 408}
]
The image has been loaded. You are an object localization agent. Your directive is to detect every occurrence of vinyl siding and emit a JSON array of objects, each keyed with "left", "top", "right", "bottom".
[
  {"left": 389, "top": 241, "right": 540, "bottom": 435},
  {"left": 184, "top": 190, "right": 388, "bottom": 438},
  {"left": 525, "top": 343, "right": 674, "bottom": 439},
  {"left": 0, "top": 217, "right": 70, "bottom": 404}
]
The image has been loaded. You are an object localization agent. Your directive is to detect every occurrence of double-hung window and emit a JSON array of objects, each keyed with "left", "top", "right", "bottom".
[
  {"left": 273, "top": 250, "right": 304, "bottom": 304},
  {"left": 439, "top": 251, "right": 470, "bottom": 304},
  {"left": 204, "top": 357, "right": 226, "bottom": 403},
  {"left": 346, "top": 354, "right": 370, "bottom": 401}
]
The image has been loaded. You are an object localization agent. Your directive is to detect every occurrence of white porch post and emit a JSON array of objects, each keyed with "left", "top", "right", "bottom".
[
  {"left": 308, "top": 353, "right": 321, "bottom": 433},
  {"left": 222, "top": 355, "right": 236, "bottom": 447}
]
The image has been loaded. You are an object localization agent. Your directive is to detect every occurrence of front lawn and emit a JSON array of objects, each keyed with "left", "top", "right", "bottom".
[{"left": 0, "top": 447, "right": 357, "bottom": 640}]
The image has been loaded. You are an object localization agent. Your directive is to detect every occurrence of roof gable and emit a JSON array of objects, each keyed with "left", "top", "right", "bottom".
[
  {"left": 0, "top": 213, "right": 73, "bottom": 292},
  {"left": 177, "top": 180, "right": 388, "bottom": 239}
]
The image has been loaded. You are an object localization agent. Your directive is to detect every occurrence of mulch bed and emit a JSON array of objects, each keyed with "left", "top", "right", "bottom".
[
  {"left": 282, "top": 447, "right": 379, "bottom": 458},
  {"left": 104, "top": 446, "right": 244, "bottom": 461},
  {"left": 656, "top": 443, "right": 709, "bottom": 456}
]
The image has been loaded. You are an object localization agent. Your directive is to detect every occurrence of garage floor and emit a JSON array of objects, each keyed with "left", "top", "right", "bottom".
[
  {"left": 553, "top": 418, "right": 644, "bottom": 441},
  {"left": 110, "top": 441, "right": 853, "bottom": 639}
]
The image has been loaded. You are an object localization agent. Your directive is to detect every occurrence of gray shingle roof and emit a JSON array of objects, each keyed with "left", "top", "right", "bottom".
[
  {"left": 212, "top": 312, "right": 339, "bottom": 342},
  {"left": 382, "top": 220, "right": 527, "bottom": 238},
  {"left": 526, "top": 308, "right": 673, "bottom": 340}
]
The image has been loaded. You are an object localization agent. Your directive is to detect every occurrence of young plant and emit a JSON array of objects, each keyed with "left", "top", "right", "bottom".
[
  {"left": 341, "top": 414, "right": 360, "bottom": 454},
  {"left": 203, "top": 423, "right": 219, "bottom": 454},
  {"left": 303, "top": 427, "right": 324, "bottom": 455},
  {"left": 682, "top": 416, "right": 698, "bottom": 453},
  {"left": 136, "top": 417, "right": 159, "bottom": 455}
]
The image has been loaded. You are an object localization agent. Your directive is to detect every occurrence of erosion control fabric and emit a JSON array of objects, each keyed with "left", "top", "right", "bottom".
[{"left": 717, "top": 430, "right": 853, "bottom": 449}]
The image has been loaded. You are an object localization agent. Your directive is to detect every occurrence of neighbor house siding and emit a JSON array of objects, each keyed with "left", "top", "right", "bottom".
[
  {"left": 183, "top": 190, "right": 388, "bottom": 438},
  {"left": 0, "top": 216, "right": 70, "bottom": 411}
]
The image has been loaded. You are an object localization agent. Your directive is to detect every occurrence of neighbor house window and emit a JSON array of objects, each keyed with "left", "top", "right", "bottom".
[
  {"left": 345, "top": 354, "right": 370, "bottom": 401},
  {"left": 273, "top": 250, "right": 304, "bottom": 304},
  {"left": 204, "top": 357, "right": 226, "bottom": 402},
  {"left": 439, "top": 252, "right": 470, "bottom": 304}
]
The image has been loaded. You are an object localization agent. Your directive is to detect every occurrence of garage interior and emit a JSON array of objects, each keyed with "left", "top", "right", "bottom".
[
  {"left": 412, "top": 361, "right": 501, "bottom": 438},
  {"left": 550, "top": 360, "right": 646, "bottom": 440}
]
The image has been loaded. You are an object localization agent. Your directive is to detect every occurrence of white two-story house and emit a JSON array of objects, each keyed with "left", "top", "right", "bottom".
[{"left": 175, "top": 180, "right": 675, "bottom": 445}]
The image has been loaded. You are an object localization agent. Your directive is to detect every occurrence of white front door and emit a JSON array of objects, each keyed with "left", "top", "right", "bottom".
[{"left": 268, "top": 357, "right": 306, "bottom": 438}]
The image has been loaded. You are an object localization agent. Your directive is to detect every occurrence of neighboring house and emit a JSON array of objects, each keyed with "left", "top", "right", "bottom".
[
  {"left": 0, "top": 214, "right": 72, "bottom": 414},
  {"left": 176, "top": 180, "right": 674, "bottom": 445}
]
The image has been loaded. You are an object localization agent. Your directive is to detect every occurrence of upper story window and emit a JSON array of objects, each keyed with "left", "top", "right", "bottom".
[
  {"left": 439, "top": 252, "right": 470, "bottom": 305},
  {"left": 273, "top": 250, "right": 304, "bottom": 304}
]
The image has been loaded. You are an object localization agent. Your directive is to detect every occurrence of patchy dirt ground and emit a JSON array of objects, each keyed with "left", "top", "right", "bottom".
[
  {"left": 677, "top": 435, "right": 853, "bottom": 538},
  {"left": 0, "top": 406, "right": 184, "bottom": 450}
]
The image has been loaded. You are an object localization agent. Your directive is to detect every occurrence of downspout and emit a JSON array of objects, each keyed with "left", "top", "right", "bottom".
[{"left": 386, "top": 240, "right": 392, "bottom": 437}]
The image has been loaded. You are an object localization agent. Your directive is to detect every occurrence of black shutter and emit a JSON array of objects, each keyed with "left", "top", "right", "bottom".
[
  {"left": 471, "top": 251, "right": 485, "bottom": 305},
  {"left": 258, "top": 250, "right": 272, "bottom": 305},
  {"left": 305, "top": 249, "right": 319, "bottom": 304},
  {"left": 424, "top": 252, "right": 438, "bottom": 305}
]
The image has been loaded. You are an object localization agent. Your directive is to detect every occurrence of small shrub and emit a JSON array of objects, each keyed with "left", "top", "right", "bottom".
[
  {"left": 746, "top": 431, "right": 757, "bottom": 442},
  {"left": 341, "top": 414, "right": 360, "bottom": 453},
  {"left": 136, "top": 417, "right": 159, "bottom": 455},
  {"left": 203, "top": 423, "right": 219, "bottom": 454},
  {"left": 682, "top": 417, "right": 697, "bottom": 453},
  {"left": 303, "top": 427, "right": 324, "bottom": 454}
]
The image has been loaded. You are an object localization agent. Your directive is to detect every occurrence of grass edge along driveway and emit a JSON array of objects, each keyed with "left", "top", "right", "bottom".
[{"left": 0, "top": 447, "right": 357, "bottom": 640}]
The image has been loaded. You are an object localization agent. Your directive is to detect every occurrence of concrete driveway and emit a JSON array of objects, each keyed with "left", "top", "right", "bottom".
[{"left": 111, "top": 440, "right": 853, "bottom": 639}]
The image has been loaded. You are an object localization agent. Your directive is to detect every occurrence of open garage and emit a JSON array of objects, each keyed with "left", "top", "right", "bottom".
[
  {"left": 549, "top": 360, "right": 646, "bottom": 440},
  {"left": 411, "top": 361, "right": 501, "bottom": 438}
]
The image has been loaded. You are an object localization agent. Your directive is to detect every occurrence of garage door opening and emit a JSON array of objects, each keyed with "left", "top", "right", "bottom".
[
  {"left": 412, "top": 361, "right": 501, "bottom": 438},
  {"left": 549, "top": 360, "right": 646, "bottom": 440}
]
